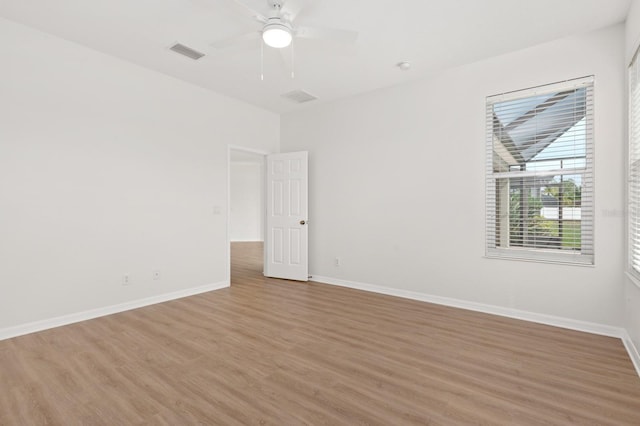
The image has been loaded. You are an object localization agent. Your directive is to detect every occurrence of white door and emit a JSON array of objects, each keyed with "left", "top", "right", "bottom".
[{"left": 264, "top": 151, "right": 308, "bottom": 281}]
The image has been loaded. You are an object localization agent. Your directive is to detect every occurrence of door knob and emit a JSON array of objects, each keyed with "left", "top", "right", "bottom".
[{"left": 300, "top": 220, "right": 306, "bottom": 225}]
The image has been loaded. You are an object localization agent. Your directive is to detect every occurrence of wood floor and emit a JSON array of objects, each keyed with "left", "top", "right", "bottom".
[{"left": 1, "top": 242, "right": 640, "bottom": 425}]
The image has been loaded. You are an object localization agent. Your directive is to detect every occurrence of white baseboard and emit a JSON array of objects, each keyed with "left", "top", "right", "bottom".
[
  {"left": 311, "top": 275, "right": 625, "bottom": 339},
  {"left": 5, "top": 274, "right": 639, "bottom": 378},
  {"left": 0, "top": 280, "right": 229, "bottom": 341},
  {"left": 622, "top": 330, "right": 640, "bottom": 377},
  {"left": 312, "top": 275, "right": 640, "bottom": 377}
]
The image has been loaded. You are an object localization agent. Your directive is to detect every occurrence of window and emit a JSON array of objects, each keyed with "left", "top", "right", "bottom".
[
  {"left": 630, "top": 51, "right": 640, "bottom": 278},
  {"left": 486, "top": 77, "right": 594, "bottom": 264}
]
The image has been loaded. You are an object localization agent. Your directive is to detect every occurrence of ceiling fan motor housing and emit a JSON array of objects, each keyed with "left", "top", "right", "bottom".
[{"left": 262, "top": 17, "right": 293, "bottom": 48}]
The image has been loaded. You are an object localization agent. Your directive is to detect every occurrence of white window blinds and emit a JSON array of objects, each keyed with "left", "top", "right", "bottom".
[
  {"left": 629, "top": 51, "right": 640, "bottom": 276},
  {"left": 486, "top": 77, "right": 594, "bottom": 264}
]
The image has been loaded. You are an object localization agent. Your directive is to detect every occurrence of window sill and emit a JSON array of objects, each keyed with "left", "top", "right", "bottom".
[{"left": 484, "top": 249, "right": 594, "bottom": 267}]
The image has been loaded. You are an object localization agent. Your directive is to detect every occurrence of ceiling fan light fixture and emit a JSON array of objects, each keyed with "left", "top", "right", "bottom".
[{"left": 262, "top": 20, "right": 292, "bottom": 48}]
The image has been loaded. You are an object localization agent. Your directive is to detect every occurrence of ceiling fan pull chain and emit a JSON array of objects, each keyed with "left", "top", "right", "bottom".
[
  {"left": 291, "top": 39, "right": 295, "bottom": 79},
  {"left": 260, "top": 40, "right": 264, "bottom": 81}
]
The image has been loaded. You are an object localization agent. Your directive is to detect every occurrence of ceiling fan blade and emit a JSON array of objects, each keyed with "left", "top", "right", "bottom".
[
  {"left": 295, "top": 26, "right": 358, "bottom": 44},
  {"left": 210, "top": 31, "right": 260, "bottom": 49},
  {"left": 280, "top": 0, "right": 310, "bottom": 21},
  {"left": 226, "top": 0, "right": 268, "bottom": 23}
]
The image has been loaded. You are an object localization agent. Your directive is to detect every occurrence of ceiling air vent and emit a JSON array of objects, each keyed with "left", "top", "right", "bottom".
[
  {"left": 281, "top": 90, "right": 318, "bottom": 104},
  {"left": 169, "top": 43, "right": 205, "bottom": 60}
]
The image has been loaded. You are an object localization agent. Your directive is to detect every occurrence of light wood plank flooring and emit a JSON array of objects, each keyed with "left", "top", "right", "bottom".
[{"left": 1, "top": 241, "right": 640, "bottom": 424}]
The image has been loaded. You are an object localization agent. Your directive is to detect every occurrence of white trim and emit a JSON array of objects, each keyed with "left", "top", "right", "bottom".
[
  {"left": 0, "top": 281, "right": 229, "bottom": 341},
  {"left": 621, "top": 329, "right": 640, "bottom": 377},
  {"left": 629, "top": 37, "right": 640, "bottom": 67},
  {"left": 485, "top": 250, "right": 595, "bottom": 266},
  {"left": 487, "top": 75, "right": 594, "bottom": 103},
  {"left": 626, "top": 271, "right": 640, "bottom": 290},
  {"left": 486, "top": 77, "right": 595, "bottom": 267},
  {"left": 228, "top": 145, "right": 271, "bottom": 156},
  {"left": 311, "top": 274, "right": 625, "bottom": 339},
  {"left": 230, "top": 160, "right": 263, "bottom": 166}
]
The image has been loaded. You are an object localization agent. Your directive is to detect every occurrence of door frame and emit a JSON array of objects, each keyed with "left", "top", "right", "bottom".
[{"left": 227, "top": 144, "right": 271, "bottom": 283}]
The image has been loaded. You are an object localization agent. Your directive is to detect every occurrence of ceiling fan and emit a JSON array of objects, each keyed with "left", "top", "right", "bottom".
[{"left": 210, "top": 0, "right": 358, "bottom": 51}]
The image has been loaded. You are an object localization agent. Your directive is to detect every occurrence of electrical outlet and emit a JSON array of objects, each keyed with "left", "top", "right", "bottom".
[
  {"left": 153, "top": 270, "right": 161, "bottom": 281},
  {"left": 334, "top": 257, "right": 341, "bottom": 267},
  {"left": 123, "top": 274, "right": 131, "bottom": 286}
]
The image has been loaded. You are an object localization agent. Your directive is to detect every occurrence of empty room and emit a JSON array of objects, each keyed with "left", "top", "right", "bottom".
[{"left": 3, "top": 0, "right": 640, "bottom": 424}]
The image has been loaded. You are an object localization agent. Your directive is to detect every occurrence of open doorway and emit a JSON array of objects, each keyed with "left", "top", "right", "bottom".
[{"left": 229, "top": 147, "right": 266, "bottom": 284}]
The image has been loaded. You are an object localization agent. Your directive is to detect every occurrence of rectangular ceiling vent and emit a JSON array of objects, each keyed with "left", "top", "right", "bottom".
[
  {"left": 281, "top": 90, "right": 318, "bottom": 104},
  {"left": 169, "top": 43, "right": 205, "bottom": 60}
]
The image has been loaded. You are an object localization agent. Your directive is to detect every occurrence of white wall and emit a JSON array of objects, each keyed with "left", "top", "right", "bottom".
[
  {"left": 627, "top": 0, "right": 640, "bottom": 63},
  {"left": 281, "top": 24, "right": 625, "bottom": 327},
  {"left": 230, "top": 161, "right": 264, "bottom": 241},
  {"left": 0, "top": 17, "right": 279, "bottom": 330},
  {"left": 625, "top": 0, "right": 640, "bottom": 361}
]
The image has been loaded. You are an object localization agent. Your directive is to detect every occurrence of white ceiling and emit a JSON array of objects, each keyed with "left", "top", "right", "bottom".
[{"left": 0, "top": 0, "right": 631, "bottom": 113}]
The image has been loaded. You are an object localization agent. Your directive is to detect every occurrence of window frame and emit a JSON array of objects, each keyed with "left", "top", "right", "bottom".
[
  {"left": 629, "top": 50, "right": 640, "bottom": 281},
  {"left": 485, "top": 76, "right": 595, "bottom": 266}
]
